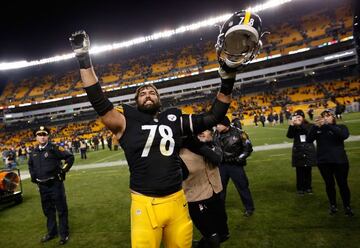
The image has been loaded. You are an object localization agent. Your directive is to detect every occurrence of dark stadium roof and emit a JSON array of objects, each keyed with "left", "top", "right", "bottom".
[
  {"left": 1, "top": 0, "right": 348, "bottom": 62},
  {"left": 0, "top": 0, "right": 255, "bottom": 61}
]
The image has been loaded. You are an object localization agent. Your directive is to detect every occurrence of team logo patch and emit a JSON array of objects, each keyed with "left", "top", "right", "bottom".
[
  {"left": 167, "top": 114, "right": 177, "bottom": 122},
  {"left": 136, "top": 209, "right": 142, "bottom": 215},
  {"left": 44, "top": 152, "right": 48, "bottom": 158}
]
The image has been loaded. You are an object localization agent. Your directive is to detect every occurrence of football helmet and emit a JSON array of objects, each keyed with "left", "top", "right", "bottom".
[{"left": 216, "top": 10, "right": 263, "bottom": 69}]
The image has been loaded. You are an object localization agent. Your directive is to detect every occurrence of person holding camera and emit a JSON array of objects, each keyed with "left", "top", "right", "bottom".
[
  {"left": 28, "top": 126, "right": 75, "bottom": 244},
  {"left": 286, "top": 110, "right": 316, "bottom": 195},
  {"left": 307, "top": 110, "right": 354, "bottom": 216}
]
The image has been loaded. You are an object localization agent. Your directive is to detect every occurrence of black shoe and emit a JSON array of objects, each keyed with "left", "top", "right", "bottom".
[
  {"left": 305, "top": 189, "right": 313, "bottom": 194},
  {"left": 329, "top": 205, "right": 338, "bottom": 215},
  {"left": 344, "top": 207, "right": 354, "bottom": 217},
  {"left": 220, "top": 233, "right": 230, "bottom": 243},
  {"left": 243, "top": 210, "right": 254, "bottom": 217},
  {"left": 297, "top": 190, "right": 305, "bottom": 196},
  {"left": 41, "top": 234, "right": 57, "bottom": 243},
  {"left": 59, "top": 236, "right": 69, "bottom": 245}
]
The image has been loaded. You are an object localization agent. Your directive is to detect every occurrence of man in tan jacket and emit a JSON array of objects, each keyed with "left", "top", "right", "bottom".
[{"left": 180, "top": 130, "right": 229, "bottom": 248}]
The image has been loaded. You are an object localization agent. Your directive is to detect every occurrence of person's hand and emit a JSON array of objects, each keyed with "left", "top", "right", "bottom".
[
  {"left": 315, "top": 116, "right": 324, "bottom": 127},
  {"left": 218, "top": 62, "right": 237, "bottom": 79},
  {"left": 57, "top": 170, "right": 66, "bottom": 181},
  {"left": 289, "top": 118, "right": 294, "bottom": 126},
  {"left": 293, "top": 116, "right": 301, "bottom": 126},
  {"left": 69, "top": 30, "right": 90, "bottom": 56}
]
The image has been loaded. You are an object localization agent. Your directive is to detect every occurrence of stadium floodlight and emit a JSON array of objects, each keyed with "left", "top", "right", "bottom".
[
  {"left": 0, "top": 0, "right": 295, "bottom": 70},
  {"left": 247, "top": 0, "right": 293, "bottom": 13}
]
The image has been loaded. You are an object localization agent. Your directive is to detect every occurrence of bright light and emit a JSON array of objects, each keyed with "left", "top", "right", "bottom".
[
  {"left": 0, "top": 0, "right": 295, "bottom": 71},
  {"left": 247, "top": 0, "right": 293, "bottom": 13}
]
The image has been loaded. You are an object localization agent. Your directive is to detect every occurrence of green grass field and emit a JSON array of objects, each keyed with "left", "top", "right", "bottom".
[{"left": 1, "top": 113, "right": 360, "bottom": 247}]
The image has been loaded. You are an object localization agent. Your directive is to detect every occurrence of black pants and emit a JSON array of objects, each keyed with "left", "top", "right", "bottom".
[
  {"left": 39, "top": 180, "right": 69, "bottom": 239},
  {"left": 80, "top": 148, "right": 87, "bottom": 159},
  {"left": 189, "top": 193, "right": 229, "bottom": 246},
  {"left": 219, "top": 163, "right": 254, "bottom": 211},
  {"left": 318, "top": 163, "right": 351, "bottom": 207},
  {"left": 295, "top": 166, "right": 312, "bottom": 191}
]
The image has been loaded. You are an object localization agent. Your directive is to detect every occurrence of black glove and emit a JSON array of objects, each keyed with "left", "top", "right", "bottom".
[
  {"left": 31, "top": 177, "right": 37, "bottom": 184},
  {"left": 69, "top": 30, "right": 92, "bottom": 69},
  {"left": 57, "top": 170, "right": 66, "bottom": 181},
  {"left": 218, "top": 57, "right": 236, "bottom": 95},
  {"left": 225, "top": 155, "right": 245, "bottom": 164}
]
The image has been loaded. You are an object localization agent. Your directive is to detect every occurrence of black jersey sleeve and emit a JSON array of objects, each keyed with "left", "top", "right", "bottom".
[{"left": 180, "top": 98, "right": 229, "bottom": 135}]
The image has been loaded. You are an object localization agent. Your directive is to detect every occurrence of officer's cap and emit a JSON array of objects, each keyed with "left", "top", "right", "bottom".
[{"left": 34, "top": 126, "right": 50, "bottom": 136}]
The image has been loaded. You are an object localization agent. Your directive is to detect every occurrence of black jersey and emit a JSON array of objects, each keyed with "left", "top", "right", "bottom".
[{"left": 119, "top": 104, "right": 185, "bottom": 196}]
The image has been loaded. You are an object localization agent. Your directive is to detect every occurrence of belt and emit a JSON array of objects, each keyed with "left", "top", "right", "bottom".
[{"left": 36, "top": 177, "right": 55, "bottom": 183}]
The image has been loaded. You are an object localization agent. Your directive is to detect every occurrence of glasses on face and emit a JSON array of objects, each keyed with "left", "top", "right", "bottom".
[{"left": 36, "top": 133, "right": 48, "bottom": 137}]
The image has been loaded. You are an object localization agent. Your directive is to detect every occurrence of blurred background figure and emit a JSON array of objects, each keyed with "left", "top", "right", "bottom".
[{"left": 286, "top": 110, "right": 316, "bottom": 195}]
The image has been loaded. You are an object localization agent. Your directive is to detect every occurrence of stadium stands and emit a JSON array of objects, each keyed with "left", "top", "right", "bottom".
[
  {"left": 0, "top": 1, "right": 358, "bottom": 151},
  {"left": 0, "top": 4, "right": 354, "bottom": 106}
]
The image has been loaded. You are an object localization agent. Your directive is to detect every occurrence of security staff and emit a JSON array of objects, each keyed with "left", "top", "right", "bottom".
[
  {"left": 214, "top": 116, "right": 255, "bottom": 217},
  {"left": 286, "top": 110, "right": 316, "bottom": 195},
  {"left": 307, "top": 110, "right": 354, "bottom": 216},
  {"left": 28, "top": 126, "right": 74, "bottom": 245}
]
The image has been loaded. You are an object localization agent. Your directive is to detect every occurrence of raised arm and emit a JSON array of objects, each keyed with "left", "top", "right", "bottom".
[{"left": 69, "top": 31, "right": 125, "bottom": 139}]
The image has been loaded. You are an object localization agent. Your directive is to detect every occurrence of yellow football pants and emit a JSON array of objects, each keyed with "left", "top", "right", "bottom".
[{"left": 130, "top": 189, "right": 193, "bottom": 248}]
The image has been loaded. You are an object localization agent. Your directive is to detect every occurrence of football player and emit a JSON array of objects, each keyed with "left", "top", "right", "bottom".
[{"left": 69, "top": 10, "right": 263, "bottom": 248}]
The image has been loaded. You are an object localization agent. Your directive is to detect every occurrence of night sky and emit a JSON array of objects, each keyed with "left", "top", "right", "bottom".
[{"left": 0, "top": 0, "right": 256, "bottom": 61}]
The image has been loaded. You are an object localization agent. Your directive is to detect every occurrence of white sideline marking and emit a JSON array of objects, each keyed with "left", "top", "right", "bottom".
[{"left": 20, "top": 135, "right": 360, "bottom": 181}]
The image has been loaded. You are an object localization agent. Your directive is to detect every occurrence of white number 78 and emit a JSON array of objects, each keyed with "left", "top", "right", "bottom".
[{"left": 141, "top": 125, "right": 175, "bottom": 157}]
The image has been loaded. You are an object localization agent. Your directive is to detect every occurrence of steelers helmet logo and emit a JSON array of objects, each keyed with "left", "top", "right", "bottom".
[{"left": 167, "top": 114, "right": 177, "bottom": 122}]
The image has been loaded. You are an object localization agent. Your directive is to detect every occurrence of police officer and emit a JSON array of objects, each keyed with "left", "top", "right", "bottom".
[
  {"left": 28, "top": 126, "right": 74, "bottom": 245},
  {"left": 214, "top": 116, "right": 255, "bottom": 217}
]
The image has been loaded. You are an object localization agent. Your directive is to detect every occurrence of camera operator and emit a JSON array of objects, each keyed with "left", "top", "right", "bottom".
[
  {"left": 307, "top": 110, "right": 354, "bottom": 216},
  {"left": 286, "top": 110, "right": 316, "bottom": 195}
]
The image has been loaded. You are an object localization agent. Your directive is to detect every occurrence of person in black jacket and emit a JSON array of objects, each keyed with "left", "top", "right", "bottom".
[
  {"left": 28, "top": 126, "right": 75, "bottom": 245},
  {"left": 307, "top": 110, "right": 354, "bottom": 216},
  {"left": 214, "top": 116, "right": 254, "bottom": 217},
  {"left": 286, "top": 110, "right": 316, "bottom": 195}
]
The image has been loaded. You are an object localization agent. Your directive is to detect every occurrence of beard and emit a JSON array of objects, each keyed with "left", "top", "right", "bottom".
[{"left": 137, "top": 99, "right": 161, "bottom": 115}]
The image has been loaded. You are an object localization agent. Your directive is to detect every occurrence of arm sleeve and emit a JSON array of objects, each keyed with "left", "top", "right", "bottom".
[
  {"left": 286, "top": 125, "right": 295, "bottom": 138},
  {"left": 238, "top": 132, "right": 253, "bottom": 160},
  {"left": 198, "top": 143, "right": 223, "bottom": 166},
  {"left": 182, "top": 136, "right": 222, "bottom": 166},
  {"left": 326, "top": 124, "right": 350, "bottom": 140},
  {"left": 28, "top": 155, "right": 36, "bottom": 183},
  {"left": 54, "top": 147, "right": 75, "bottom": 172},
  {"left": 180, "top": 98, "right": 230, "bottom": 135},
  {"left": 306, "top": 125, "right": 318, "bottom": 143}
]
